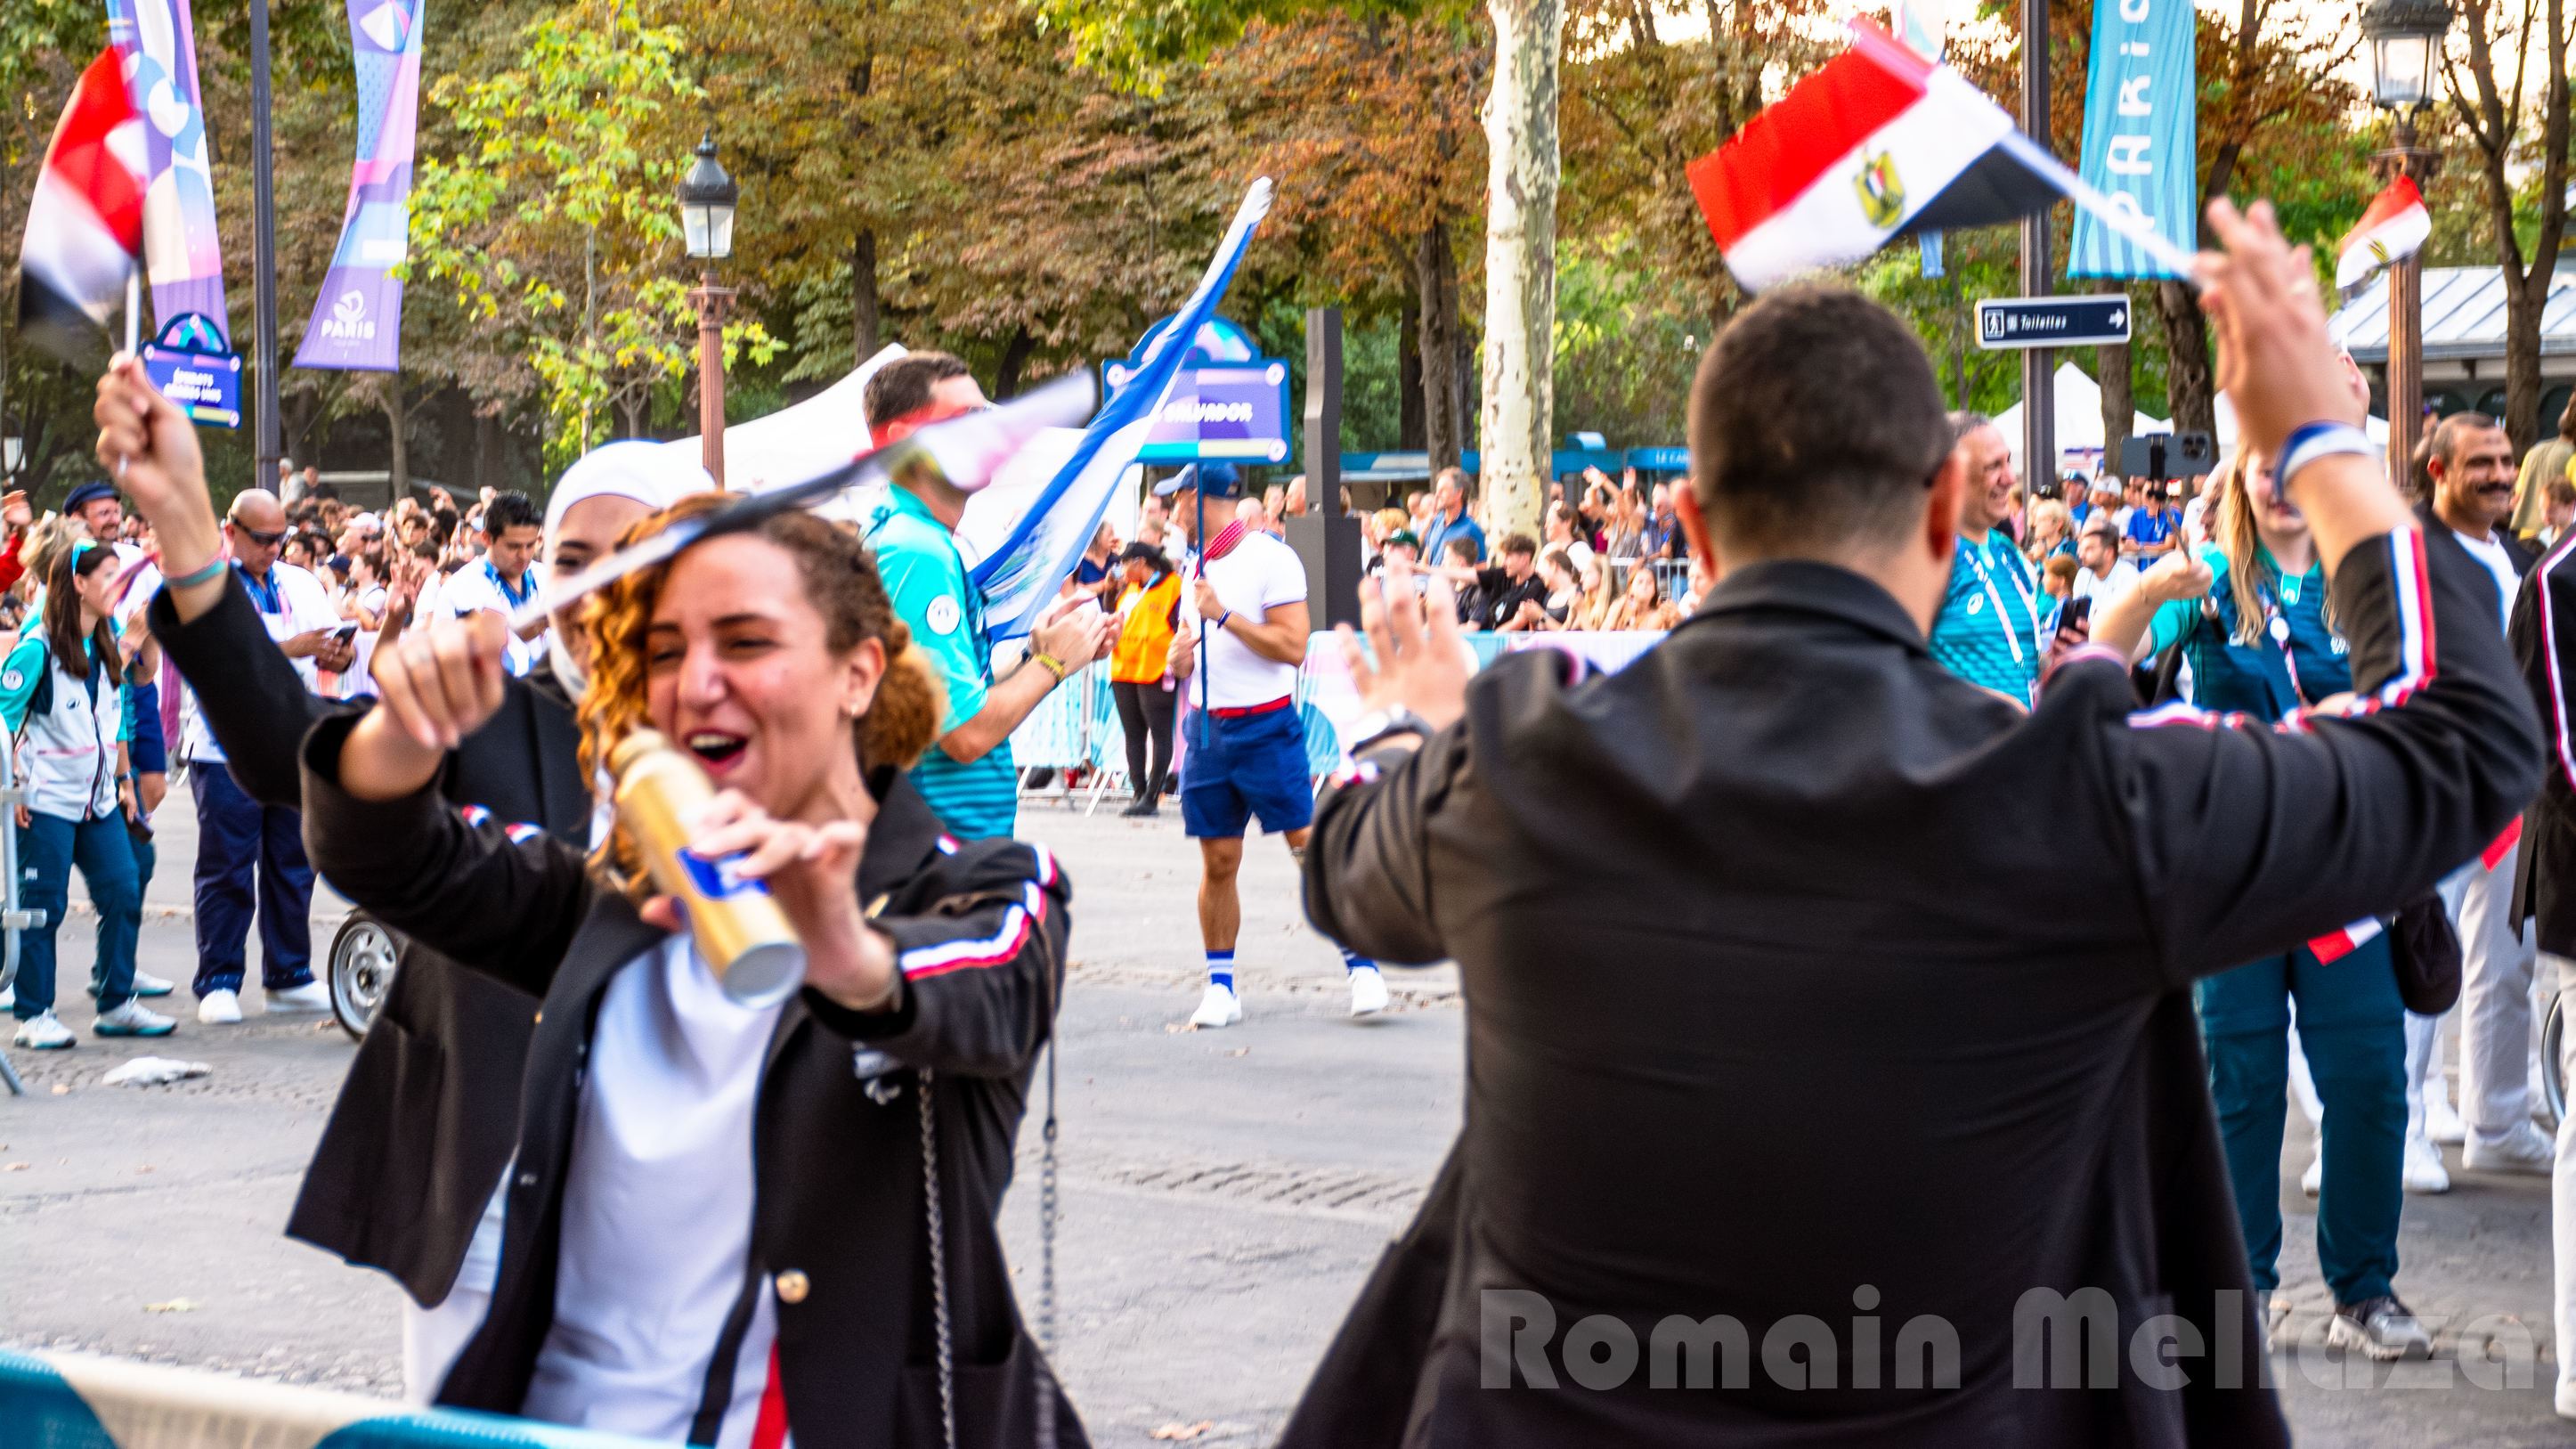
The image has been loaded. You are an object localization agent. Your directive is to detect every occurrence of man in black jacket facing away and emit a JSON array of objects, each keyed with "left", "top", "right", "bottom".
[{"left": 1282, "top": 202, "right": 2540, "bottom": 1445}]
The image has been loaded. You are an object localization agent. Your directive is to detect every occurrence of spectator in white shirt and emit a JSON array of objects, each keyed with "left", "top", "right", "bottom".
[
  {"left": 2069, "top": 515, "right": 2141, "bottom": 609},
  {"left": 435, "top": 490, "right": 548, "bottom": 676}
]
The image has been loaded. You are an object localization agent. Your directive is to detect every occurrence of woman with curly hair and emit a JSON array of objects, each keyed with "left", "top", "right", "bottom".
[{"left": 297, "top": 492, "right": 1086, "bottom": 1447}]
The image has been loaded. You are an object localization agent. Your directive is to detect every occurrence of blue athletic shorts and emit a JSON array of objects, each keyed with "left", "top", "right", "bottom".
[
  {"left": 1180, "top": 703, "right": 1314, "bottom": 839},
  {"left": 128, "top": 680, "right": 167, "bottom": 775}
]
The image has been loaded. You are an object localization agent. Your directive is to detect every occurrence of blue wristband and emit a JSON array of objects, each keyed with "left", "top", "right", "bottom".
[
  {"left": 1216, "top": 609, "right": 1233, "bottom": 633},
  {"left": 165, "top": 557, "right": 228, "bottom": 590},
  {"left": 2276, "top": 421, "right": 2375, "bottom": 492}
]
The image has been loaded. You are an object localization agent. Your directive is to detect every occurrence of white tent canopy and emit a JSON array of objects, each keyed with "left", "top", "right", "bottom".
[
  {"left": 1991, "top": 362, "right": 2166, "bottom": 479},
  {"left": 1988, "top": 362, "right": 2390, "bottom": 478}
]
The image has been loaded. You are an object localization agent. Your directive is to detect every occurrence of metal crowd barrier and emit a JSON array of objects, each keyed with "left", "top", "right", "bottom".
[{"left": 0, "top": 1347, "right": 664, "bottom": 1449}]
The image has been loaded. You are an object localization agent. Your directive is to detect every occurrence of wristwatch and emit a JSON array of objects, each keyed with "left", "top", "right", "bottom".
[{"left": 1347, "top": 706, "right": 1432, "bottom": 755}]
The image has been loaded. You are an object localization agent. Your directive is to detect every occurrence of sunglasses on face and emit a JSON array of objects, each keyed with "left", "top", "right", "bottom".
[{"left": 231, "top": 521, "right": 286, "bottom": 548}]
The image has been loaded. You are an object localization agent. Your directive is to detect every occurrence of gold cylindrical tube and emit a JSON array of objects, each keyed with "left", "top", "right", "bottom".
[{"left": 609, "top": 729, "right": 806, "bottom": 1006}]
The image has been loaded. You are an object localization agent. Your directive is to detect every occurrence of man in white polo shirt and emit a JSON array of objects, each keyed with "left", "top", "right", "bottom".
[
  {"left": 1163, "top": 464, "right": 1386, "bottom": 1025},
  {"left": 435, "top": 490, "right": 549, "bottom": 676}
]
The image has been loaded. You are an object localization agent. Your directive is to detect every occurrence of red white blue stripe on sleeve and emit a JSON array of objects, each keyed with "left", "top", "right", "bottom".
[
  {"left": 458, "top": 804, "right": 544, "bottom": 843},
  {"left": 2308, "top": 918, "right": 2384, "bottom": 964},
  {"left": 2536, "top": 531, "right": 2576, "bottom": 789},
  {"left": 898, "top": 880, "right": 1049, "bottom": 980}
]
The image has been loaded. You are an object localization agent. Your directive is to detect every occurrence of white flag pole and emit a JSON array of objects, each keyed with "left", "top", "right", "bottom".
[
  {"left": 125, "top": 271, "right": 142, "bottom": 354},
  {"left": 1993, "top": 130, "right": 2205, "bottom": 283}
]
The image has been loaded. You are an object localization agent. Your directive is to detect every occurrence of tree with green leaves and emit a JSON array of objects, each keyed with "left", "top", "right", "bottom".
[{"left": 406, "top": 3, "right": 776, "bottom": 469}]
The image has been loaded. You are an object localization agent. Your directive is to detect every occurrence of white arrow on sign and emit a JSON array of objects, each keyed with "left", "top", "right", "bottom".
[{"left": 2108, "top": 307, "right": 2125, "bottom": 330}]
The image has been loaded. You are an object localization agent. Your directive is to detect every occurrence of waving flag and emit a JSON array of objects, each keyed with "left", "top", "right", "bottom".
[
  {"left": 1687, "top": 20, "right": 2197, "bottom": 293},
  {"left": 968, "top": 176, "right": 1274, "bottom": 641},
  {"left": 16, "top": 50, "right": 147, "bottom": 362},
  {"left": 2336, "top": 176, "right": 2431, "bottom": 295}
]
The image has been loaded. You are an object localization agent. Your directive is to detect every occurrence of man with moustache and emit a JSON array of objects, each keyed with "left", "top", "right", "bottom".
[{"left": 2420, "top": 412, "right": 2555, "bottom": 1177}]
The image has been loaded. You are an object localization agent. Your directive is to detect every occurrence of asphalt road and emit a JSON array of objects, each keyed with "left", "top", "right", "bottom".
[{"left": 2, "top": 789, "right": 2569, "bottom": 1445}]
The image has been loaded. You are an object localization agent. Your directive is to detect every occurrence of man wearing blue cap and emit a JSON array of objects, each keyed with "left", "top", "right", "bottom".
[
  {"left": 860, "top": 353, "right": 1110, "bottom": 840},
  {"left": 1162, "top": 463, "right": 1385, "bottom": 1025}
]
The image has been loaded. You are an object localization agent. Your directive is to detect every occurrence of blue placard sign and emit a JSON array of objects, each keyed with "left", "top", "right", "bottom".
[
  {"left": 1104, "top": 315, "right": 1292, "bottom": 465},
  {"left": 141, "top": 312, "right": 242, "bottom": 428}
]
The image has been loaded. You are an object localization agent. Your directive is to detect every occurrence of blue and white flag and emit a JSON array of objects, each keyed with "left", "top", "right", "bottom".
[
  {"left": 2066, "top": 0, "right": 2196, "bottom": 279},
  {"left": 969, "top": 177, "right": 1273, "bottom": 641}
]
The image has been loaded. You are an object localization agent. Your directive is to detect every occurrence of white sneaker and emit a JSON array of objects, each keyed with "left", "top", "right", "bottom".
[
  {"left": 264, "top": 981, "right": 331, "bottom": 1014},
  {"left": 2463, "top": 1119, "right": 2555, "bottom": 1175},
  {"left": 12, "top": 1011, "right": 73, "bottom": 1049},
  {"left": 89, "top": 969, "right": 175, "bottom": 998},
  {"left": 93, "top": 998, "right": 176, "bottom": 1038},
  {"left": 2402, "top": 1133, "right": 2451, "bottom": 1193},
  {"left": 1188, "top": 982, "right": 1242, "bottom": 1029},
  {"left": 2426, "top": 1093, "right": 2468, "bottom": 1145},
  {"left": 1349, "top": 966, "right": 1388, "bottom": 1017},
  {"left": 2300, "top": 1151, "right": 2322, "bottom": 1197},
  {"left": 196, "top": 988, "right": 242, "bottom": 1025},
  {"left": 2556, "top": 1377, "right": 2576, "bottom": 1421}
]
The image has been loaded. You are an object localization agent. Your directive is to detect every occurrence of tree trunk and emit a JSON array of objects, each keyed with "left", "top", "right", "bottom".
[
  {"left": 853, "top": 230, "right": 882, "bottom": 362},
  {"left": 2155, "top": 281, "right": 2215, "bottom": 439},
  {"left": 1416, "top": 224, "right": 1462, "bottom": 473},
  {"left": 1400, "top": 295, "right": 1426, "bottom": 451},
  {"left": 475, "top": 405, "right": 495, "bottom": 495},
  {"left": 995, "top": 325, "right": 1035, "bottom": 400},
  {"left": 2096, "top": 280, "right": 2133, "bottom": 465},
  {"left": 383, "top": 374, "right": 410, "bottom": 501},
  {"left": 1478, "top": 0, "right": 1562, "bottom": 539},
  {"left": 2506, "top": 0, "right": 2569, "bottom": 450}
]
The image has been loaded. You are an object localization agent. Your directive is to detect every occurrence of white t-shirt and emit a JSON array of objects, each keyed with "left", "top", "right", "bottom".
[
  {"left": 439, "top": 558, "right": 548, "bottom": 677},
  {"left": 1189, "top": 530, "right": 1308, "bottom": 709},
  {"left": 180, "top": 561, "right": 339, "bottom": 763},
  {"left": 2450, "top": 526, "right": 2522, "bottom": 633},
  {"left": 521, "top": 935, "right": 784, "bottom": 1449},
  {"left": 2069, "top": 557, "right": 2140, "bottom": 608}
]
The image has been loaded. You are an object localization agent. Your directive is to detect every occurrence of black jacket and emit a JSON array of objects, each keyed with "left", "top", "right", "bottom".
[
  {"left": 150, "top": 576, "right": 591, "bottom": 1305},
  {"left": 299, "top": 715, "right": 1085, "bottom": 1449},
  {"left": 1289, "top": 527, "right": 2539, "bottom": 1448},
  {"left": 2512, "top": 533, "right": 2576, "bottom": 953}
]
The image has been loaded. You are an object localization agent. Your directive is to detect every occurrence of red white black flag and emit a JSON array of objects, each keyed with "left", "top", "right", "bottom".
[
  {"left": 2334, "top": 176, "right": 2431, "bottom": 294},
  {"left": 1687, "top": 20, "right": 2190, "bottom": 292},
  {"left": 16, "top": 49, "right": 146, "bottom": 362}
]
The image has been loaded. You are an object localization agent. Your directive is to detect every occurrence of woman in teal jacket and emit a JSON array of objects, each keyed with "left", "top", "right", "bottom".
[{"left": 2139, "top": 452, "right": 2420, "bottom": 1361}]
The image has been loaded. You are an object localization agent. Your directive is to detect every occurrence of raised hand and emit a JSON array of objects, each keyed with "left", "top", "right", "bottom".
[{"left": 1340, "top": 557, "right": 1469, "bottom": 734}]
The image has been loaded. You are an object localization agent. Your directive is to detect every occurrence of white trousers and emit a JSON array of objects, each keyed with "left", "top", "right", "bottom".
[
  {"left": 2441, "top": 845, "right": 2544, "bottom": 1144},
  {"left": 2548, "top": 954, "right": 2576, "bottom": 1396},
  {"left": 400, "top": 1178, "right": 508, "bottom": 1405}
]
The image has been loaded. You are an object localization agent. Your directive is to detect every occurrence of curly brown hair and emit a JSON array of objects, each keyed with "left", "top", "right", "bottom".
[{"left": 576, "top": 494, "right": 947, "bottom": 883}]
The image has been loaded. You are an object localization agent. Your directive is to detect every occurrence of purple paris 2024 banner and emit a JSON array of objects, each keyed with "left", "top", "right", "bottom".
[
  {"left": 297, "top": 0, "right": 422, "bottom": 371},
  {"left": 105, "top": 0, "right": 231, "bottom": 343}
]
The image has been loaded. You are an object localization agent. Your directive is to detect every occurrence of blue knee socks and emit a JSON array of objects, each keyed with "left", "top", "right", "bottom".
[
  {"left": 1341, "top": 947, "right": 1376, "bottom": 973},
  {"left": 1207, "top": 949, "right": 1234, "bottom": 993}
]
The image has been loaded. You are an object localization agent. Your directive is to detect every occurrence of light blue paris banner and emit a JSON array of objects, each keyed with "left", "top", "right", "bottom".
[{"left": 2067, "top": 0, "right": 2197, "bottom": 279}]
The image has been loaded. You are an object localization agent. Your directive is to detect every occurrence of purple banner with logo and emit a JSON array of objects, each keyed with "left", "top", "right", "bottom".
[
  {"left": 105, "top": 0, "right": 231, "bottom": 343},
  {"left": 295, "top": 0, "right": 421, "bottom": 371}
]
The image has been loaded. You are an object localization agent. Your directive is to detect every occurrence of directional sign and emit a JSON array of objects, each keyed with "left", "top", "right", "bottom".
[{"left": 1974, "top": 297, "right": 2132, "bottom": 350}]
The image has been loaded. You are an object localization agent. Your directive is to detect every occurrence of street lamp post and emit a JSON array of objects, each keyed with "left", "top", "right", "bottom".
[
  {"left": 2361, "top": 0, "right": 2452, "bottom": 494},
  {"left": 678, "top": 134, "right": 739, "bottom": 489}
]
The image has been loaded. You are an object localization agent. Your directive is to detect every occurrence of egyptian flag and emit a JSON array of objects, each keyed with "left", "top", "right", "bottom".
[
  {"left": 2335, "top": 176, "right": 2431, "bottom": 294},
  {"left": 16, "top": 49, "right": 146, "bottom": 362},
  {"left": 1688, "top": 20, "right": 2070, "bottom": 292}
]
